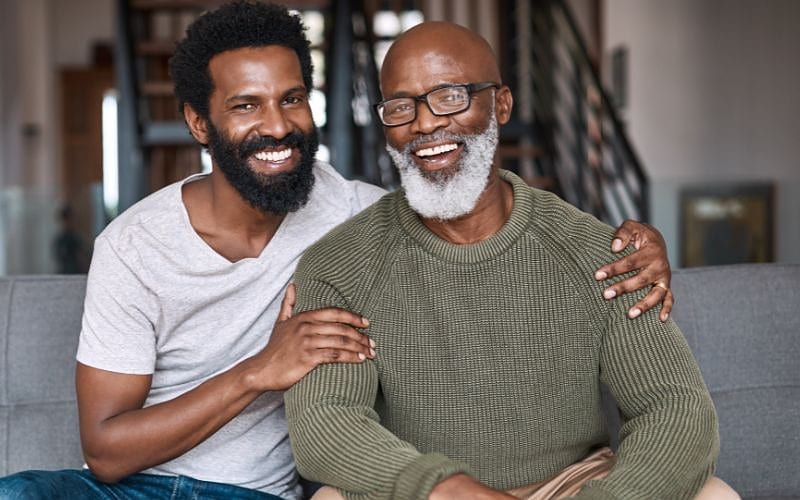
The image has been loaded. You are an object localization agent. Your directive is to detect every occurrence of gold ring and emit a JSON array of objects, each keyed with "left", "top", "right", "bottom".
[{"left": 653, "top": 281, "right": 669, "bottom": 291}]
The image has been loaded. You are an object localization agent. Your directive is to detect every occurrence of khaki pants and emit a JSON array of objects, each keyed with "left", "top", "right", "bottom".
[{"left": 507, "top": 447, "right": 613, "bottom": 499}]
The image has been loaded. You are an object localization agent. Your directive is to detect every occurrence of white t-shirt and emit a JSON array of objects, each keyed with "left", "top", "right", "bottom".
[{"left": 77, "top": 162, "right": 386, "bottom": 498}]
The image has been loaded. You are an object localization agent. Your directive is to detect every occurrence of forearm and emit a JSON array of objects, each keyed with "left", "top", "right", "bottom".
[
  {"left": 286, "top": 363, "right": 472, "bottom": 500},
  {"left": 575, "top": 394, "right": 717, "bottom": 499},
  {"left": 589, "top": 307, "right": 719, "bottom": 498},
  {"left": 80, "top": 356, "right": 265, "bottom": 482}
]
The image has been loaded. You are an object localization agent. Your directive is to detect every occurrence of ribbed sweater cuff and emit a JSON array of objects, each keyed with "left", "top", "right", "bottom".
[{"left": 392, "top": 453, "right": 473, "bottom": 500}]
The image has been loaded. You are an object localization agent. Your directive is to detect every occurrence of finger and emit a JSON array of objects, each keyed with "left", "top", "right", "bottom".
[
  {"left": 302, "top": 307, "right": 370, "bottom": 328},
  {"left": 611, "top": 219, "right": 640, "bottom": 253},
  {"left": 626, "top": 286, "right": 668, "bottom": 319},
  {"left": 601, "top": 273, "right": 651, "bottom": 300},
  {"left": 304, "top": 322, "right": 373, "bottom": 347},
  {"left": 624, "top": 253, "right": 670, "bottom": 287},
  {"left": 314, "top": 348, "right": 370, "bottom": 365},
  {"left": 309, "top": 334, "right": 376, "bottom": 359},
  {"left": 304, "top": 321, "right": 374, "bottom": 348},
  {"left": 595, "top": 250, "right": 647, "bottom": 281},
  {"left": 660, "top": 290, "right": 674, "bottom": 322},
  {"left": 278, "top": 283, "right": 296, "bottom": 321}
]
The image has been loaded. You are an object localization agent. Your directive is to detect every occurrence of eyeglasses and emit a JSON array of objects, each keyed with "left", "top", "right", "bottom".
[{"left": 374, "top": 82, "right": 499, "bottom": 127}]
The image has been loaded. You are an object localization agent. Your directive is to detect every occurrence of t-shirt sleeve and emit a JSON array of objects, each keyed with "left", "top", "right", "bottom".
[
  {"left": 351, "top": 180, "right": 388, "bottom": 214},
  {"left": 76, "top": 235, "right": 159, "bottom": 374}
]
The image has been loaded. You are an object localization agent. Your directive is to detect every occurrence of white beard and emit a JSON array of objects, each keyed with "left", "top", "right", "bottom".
[{"left": 386, "top": 111, "right": 499, "bottom": 221}]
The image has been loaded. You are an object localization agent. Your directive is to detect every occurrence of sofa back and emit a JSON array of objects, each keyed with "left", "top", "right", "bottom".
[
  {"left": 669, "top": 263, "right": 800, "bottom": 499},
  {"left": 0, "top": 275, "right": 85, "bottom": 475}
]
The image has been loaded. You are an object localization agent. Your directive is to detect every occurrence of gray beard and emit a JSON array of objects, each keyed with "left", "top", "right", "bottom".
[{"left": 386, "top": 111, "right": 499, "bottom": 221}]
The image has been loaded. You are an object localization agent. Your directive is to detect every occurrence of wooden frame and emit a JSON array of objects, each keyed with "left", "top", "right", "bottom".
[{"left": 680, "top": 183, "right": 774, "bottom": 267}]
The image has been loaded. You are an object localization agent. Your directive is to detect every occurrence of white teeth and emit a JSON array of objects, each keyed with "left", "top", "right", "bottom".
[
  {"left": 415, "top": 143, "right": 458, "bottom": 157},
  {"left": 254, "top": 149, "right": 292, "bottom": 162}
]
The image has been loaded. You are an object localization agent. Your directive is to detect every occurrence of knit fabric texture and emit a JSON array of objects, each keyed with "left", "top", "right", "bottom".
[{"left": 285, "top": 170, "right": 718, "bottom": 500}]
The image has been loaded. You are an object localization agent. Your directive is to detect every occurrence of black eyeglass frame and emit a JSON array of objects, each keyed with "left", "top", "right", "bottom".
[{"left": 373, "top": 81, "right": 500, "bottom": 127}]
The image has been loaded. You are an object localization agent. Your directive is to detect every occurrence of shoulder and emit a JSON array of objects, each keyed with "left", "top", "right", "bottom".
[
  {"left": 295, "top": 191, "right": 401, "bottom": 283},
  {"left": 99, "top": 175, "right": 193, "bottom": 246},
  {"left": 501, "top": 170, "right": 617, "bottom": 268},
  {"left": 308, "top": 161, "right": 388, "bottom": 214},
  {"left": 92, "top": 175, "right": 201, "bottom": 278}
]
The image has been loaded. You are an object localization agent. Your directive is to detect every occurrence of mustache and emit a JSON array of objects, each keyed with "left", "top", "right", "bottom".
[
  {"left": 402, "top": 130, "right": 468, "bottom": 154},
  {"left": 238, "top": 130, "right": 308, "bottom": 158}
]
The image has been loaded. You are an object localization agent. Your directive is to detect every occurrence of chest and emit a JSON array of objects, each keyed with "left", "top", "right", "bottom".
[{"left": 362, "top": 250, "right": 602, "bottom": 404}]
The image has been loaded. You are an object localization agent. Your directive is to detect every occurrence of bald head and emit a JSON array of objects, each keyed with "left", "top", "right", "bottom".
[{"left": 380, "top": 22, "right": 502, "bottom": 95}]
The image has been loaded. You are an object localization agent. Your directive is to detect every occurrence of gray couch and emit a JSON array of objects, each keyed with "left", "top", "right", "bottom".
[{"left": 0, "top": 265, "right": 798, "bottom": 499}]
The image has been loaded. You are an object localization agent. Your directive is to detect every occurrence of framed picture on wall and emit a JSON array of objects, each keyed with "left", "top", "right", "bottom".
[{"left": 680, "top": 183, "right": 774, "bottom": 267}]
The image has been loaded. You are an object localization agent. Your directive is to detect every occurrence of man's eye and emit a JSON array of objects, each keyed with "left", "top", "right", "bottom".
[
  {"left": 441, "top": 92, "right": 467, "bottom": 103},
  {"left": 234, "top": 103, "right": 255, "bottom": 111},
  {"left": 284, "top": 95, "right": 306, "bottom": 105},
  {"left": 386, "top": 101, "right": 413, "bottom": 114}
]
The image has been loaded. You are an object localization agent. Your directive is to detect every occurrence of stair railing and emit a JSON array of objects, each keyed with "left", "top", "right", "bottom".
[{"left": 530, "top": 0, "right": 650, "bottom": 224}]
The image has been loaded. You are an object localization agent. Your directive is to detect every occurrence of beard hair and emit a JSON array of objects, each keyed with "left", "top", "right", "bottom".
[
  {"left": 386, "top": 110, "right": 499, "bottom": 221},
  {"left": 206, "top": 123, "right": 319, "bottom": 215}
]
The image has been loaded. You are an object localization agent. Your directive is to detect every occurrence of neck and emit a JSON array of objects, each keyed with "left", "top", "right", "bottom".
[
  {"left": 182, "top": 169, "right": 286, "bottom": 261},
  {"left": 420, "top": 170, "right": 514, "bottom": 244}
]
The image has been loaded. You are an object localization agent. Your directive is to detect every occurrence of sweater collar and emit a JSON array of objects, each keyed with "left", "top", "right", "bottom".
[{"left": 394, "top": 169, "right": 533, "bottom": 263}]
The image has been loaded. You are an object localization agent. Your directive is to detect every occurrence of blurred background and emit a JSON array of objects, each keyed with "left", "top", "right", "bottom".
[{"left": 0, "top": 0, "right": 798, "bottom": 275}]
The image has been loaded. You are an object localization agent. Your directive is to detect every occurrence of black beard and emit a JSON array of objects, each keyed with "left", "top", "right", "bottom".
[{"left": 206, "top": 123, "right": 319, "bottom": 215}]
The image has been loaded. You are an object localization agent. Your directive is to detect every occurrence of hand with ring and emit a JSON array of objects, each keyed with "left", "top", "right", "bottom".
[{"left": 594, "top": 220, "right": 674, "bottom": 322}]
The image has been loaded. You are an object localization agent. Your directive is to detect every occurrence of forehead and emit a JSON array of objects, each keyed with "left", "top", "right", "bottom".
[
  {"left": 380, "top": 47, "right": 483, "bottom": 97},
  {"left": 208, "top": 45, "right": 304, "bottom": 96}
]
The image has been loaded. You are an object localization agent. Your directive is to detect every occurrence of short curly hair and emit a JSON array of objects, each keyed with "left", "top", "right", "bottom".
[{"left": 169, "top": 1, "right": 313, "bottom": 119}]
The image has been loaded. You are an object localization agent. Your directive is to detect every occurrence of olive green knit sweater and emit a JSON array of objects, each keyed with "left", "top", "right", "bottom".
[{"left": 285, "top": 170, "right": 718, "bottom": 500}]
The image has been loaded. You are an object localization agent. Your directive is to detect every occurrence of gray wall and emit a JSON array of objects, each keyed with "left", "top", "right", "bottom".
[{"left": 605, "top": 0, "right": 800, "bottom": 265}]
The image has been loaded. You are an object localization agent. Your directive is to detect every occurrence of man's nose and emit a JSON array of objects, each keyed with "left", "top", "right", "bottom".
[
  {"left": 410, "top": 100, "right": 450, "bottom": 135},
  {"left": 255, "top": 104, "right": 291, "bottom": 140}
]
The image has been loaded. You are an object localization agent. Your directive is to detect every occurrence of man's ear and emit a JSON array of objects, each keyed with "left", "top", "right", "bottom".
[
  {"left": 495, "top": 86, "right": 513, "bottom": 125},
  {"left": 183, "top": 103, "right": 209, "bottom": 145}
]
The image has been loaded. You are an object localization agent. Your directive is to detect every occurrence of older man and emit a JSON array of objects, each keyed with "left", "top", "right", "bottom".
[{"left": 285, "top": 22, "right": 738, "bottom": 500}]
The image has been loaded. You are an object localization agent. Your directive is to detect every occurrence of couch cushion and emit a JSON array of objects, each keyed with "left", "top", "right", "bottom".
[
  {"left": 0, "top": 275, "right": 86, "bottom": 474},
  {"left": 671, "top": 264, "right": 800, "bottom": 499}
]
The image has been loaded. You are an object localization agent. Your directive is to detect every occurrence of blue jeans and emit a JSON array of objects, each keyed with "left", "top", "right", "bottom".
[{"left": 0, "top": 469, "right": 284, "bottom": 499}]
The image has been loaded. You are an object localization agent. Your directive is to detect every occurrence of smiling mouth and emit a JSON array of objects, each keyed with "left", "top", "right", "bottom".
[
  {"left": 414, "top": 142, "right": 459, "bottom": 158},
  {"left": 254, "top": 148, "right": 292, "bottom": 162}
]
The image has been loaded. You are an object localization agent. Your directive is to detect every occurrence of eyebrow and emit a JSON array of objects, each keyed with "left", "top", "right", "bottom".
[{"left": 223, "top": 85, "right": 309, "bottom": 105}]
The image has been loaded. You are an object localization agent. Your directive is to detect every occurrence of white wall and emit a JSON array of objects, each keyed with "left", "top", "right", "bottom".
[
  {"left": 0, "top": 0, "right": 58, "bottom": 274},
  {"left": 605, "top": 0, "right": 800, "bottom": 265},
  {"left": 0, "top": 0, "right": 113, "bottom": 274}
]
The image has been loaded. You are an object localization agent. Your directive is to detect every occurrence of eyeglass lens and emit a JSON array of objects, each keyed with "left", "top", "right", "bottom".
[{"left": 381, "top": 86, "right": 471, "bottom": 125}]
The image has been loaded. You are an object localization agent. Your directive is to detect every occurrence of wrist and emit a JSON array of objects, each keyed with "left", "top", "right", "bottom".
[{"left": 237, "top": 354, "right": 273, "bottom": 393}]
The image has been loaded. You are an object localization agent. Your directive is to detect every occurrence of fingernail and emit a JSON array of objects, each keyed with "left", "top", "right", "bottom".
[
  {"left": 612, "top": 238, "right": 624, "bottom": 252},
  {"left": 362, "top": 317, "right": 370, "bottom": 326},
  {"left": 603, "top": 289, "right": 616, "bottom": 299},
  {"left": 358, "top": 353, "right": 366, "bottom": 361},
  {"left": 369, "top": 338, "right": 376, "bottom": 348},
  {"left": 369, "top": 348, "right": 376, "bottom": 357},
  {"left": 662, "top": 313, "right": 669, "bottom": 322},
  {"left": 595, "top": 270, "right": 608, "bottom": 280},
  {"left": 628, "top": 308, "right": 642, "bottom": 319}
]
